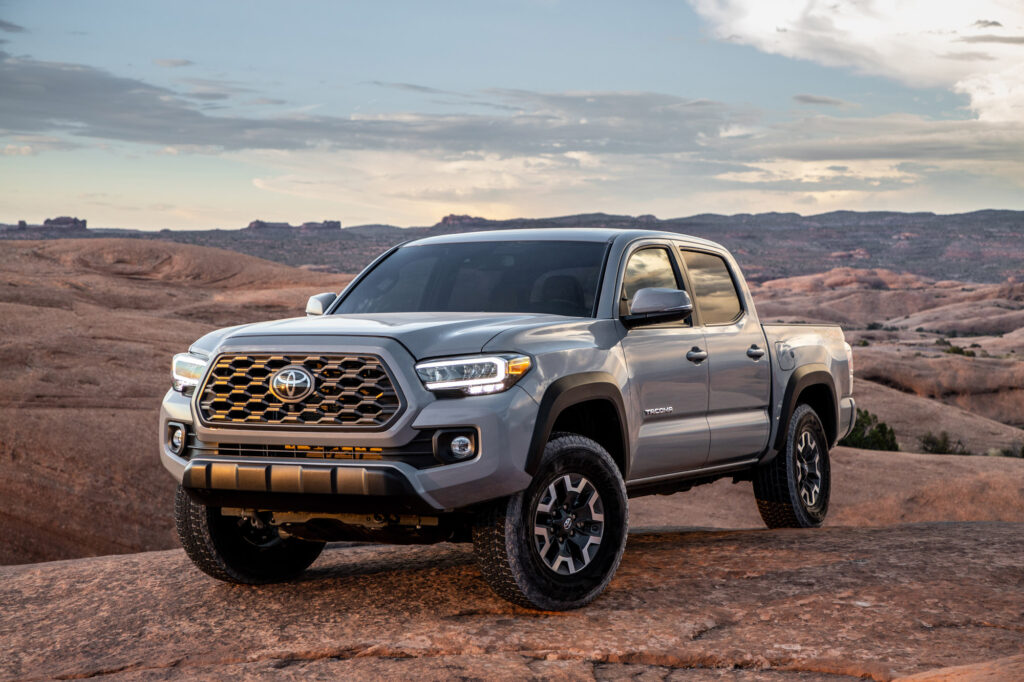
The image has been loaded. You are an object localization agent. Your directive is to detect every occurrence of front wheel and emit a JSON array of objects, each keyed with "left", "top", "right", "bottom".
[
  {"left": 753, "top": 403, "right": 831, "bottom": 528},
  {"left": 472, "top": 434, "right": 628, "bottom": 610},
  {"left": 174, "top": 486, "right": 325, "bottom": 584}
]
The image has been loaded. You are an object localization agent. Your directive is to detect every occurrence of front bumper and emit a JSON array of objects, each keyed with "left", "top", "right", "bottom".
[
  {"left": 160, "top": 377, "right": 538, "bottom": 512},
  {"left": 181, "top": 459, "right": 438, "bottom": 514}
]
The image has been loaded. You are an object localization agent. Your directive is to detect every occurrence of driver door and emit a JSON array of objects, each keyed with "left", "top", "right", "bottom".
[{"left": 618, "top": 245, "right": 710, "bottom": 481}]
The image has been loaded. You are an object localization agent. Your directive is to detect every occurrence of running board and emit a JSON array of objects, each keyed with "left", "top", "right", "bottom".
[{"left": 625, "top": 457, "right": 760, "bottom": 497}]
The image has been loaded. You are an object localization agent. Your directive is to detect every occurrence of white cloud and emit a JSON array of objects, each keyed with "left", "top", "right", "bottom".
[
  {"left": 4, "top": 144, "right": 33, "bottom": 155},
  {"left": 689, "top": 0, "right": 1024, "bottom": 121}
]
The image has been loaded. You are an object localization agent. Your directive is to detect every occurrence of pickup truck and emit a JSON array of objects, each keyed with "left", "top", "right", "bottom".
[{"left": 161, "top": 228, "right": 855, "bottom": 610}]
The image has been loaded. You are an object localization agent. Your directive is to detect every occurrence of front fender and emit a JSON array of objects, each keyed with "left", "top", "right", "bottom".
[{"left": 525, "top": 372, "right": 629, "bottom": 478}]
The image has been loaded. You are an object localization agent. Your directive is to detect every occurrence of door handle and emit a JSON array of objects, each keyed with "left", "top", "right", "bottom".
[
  {"left": 686, "top": 347, "right": 708, "bottom": 363},
  {"left": 747, "top": 345, "right": 766, "bottom": 360}
]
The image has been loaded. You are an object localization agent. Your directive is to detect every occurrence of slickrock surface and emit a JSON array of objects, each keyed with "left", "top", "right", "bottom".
[{"left": 2, "top": 522, "right": 1021, "bottom": 681}]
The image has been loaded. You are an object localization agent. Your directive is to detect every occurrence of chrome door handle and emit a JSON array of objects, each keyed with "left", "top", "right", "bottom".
[
  {"left": 747, "top": 345, "right": 766, "bottom": 360},
  {"left": 686, "top": 347, "right": 708, "bottom": 363}
]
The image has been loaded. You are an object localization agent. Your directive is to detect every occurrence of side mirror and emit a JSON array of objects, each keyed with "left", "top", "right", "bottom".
[
  {"left": 305, "top": 292, "right": 337, "bottom": 316},
  {"left": 622, "top": 288, "right": 693, "bottom": 327}
]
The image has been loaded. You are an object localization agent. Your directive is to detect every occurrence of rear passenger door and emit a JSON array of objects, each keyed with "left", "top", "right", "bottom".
[
  {"left": 679, "top": 248, "right": 771, "bottom": 464},
  {"left": 618, "top": 244, "right": 710, "bottom": 480}
]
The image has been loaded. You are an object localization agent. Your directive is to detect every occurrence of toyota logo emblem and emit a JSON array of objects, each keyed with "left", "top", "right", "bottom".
[{"left": 270, "top": 366, "right": 315, "bottom": 402}]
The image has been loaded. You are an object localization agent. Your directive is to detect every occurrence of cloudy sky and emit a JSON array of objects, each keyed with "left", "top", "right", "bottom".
[{"left": 2, "top": 0, "right": 1023, "bottom": 229}]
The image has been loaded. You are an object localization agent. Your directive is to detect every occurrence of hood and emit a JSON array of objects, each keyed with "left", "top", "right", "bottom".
[{"left": 193, "top": 312, "right": 575, "bottom": 360}]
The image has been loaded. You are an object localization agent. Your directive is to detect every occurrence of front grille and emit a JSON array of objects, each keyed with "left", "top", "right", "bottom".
[
  {"left": 187, "top": 430, "right": 437, "bottom": 469},
  {"left": 197, "top": 353, "right": 402, "bottom": 428}
]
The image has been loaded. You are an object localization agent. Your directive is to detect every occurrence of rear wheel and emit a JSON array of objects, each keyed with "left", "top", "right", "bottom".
[
  {"left": 753, "top": 403, "right": 831, "bottom": 528},
  {"left": 174, "top": 486, "right": 325, "bottom": 584},
  {"left": 472, "top": 433, "right": 628, "bottom": 610}
]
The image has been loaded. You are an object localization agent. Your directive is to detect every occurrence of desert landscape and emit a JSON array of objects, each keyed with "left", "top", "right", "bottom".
[
  {"left": 0, "top": 230, "right": 1021, "bottom": 680},
  {"left": 6, "top": 0, "right": 1024, "bottom": 676}
]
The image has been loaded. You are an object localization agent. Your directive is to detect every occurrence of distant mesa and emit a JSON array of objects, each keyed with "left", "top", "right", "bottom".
[
  {"left": 437, "top": 214, "right": 489, "bottom": 227},
  {"left": 246, "top": 219, "right": 341, "bottom": 231},
  {"left": 1, "top": 216, "right": 88, "bottom": 231},
  {"left": 44, "top": 216, "right": 88, "bottom": 230}
]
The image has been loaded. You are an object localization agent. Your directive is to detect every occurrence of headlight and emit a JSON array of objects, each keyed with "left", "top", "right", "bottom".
[
  {"left": 415, "top": 354, "right": 531, "bottom": 396},
  {"left": 172, "top": 353, "right": 208, "bottom": 393}
]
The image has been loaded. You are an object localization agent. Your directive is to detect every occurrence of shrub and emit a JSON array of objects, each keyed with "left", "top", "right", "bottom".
[
  {"left": 855, "top": 338, "right": 870, "bottom": 347},
  {"left": 866, "top": 322, "right": 884, "bottom": 330},
  {"left": 943, "top": 345, "right": 976, "bottom": 357},
  {"left": 839, "top": 409, "right": 899, "bottom": 451},
  {"left": 987, "top": 444, "right": 1024, "bottom": 458},
  {"left": 918, "top": 431, "right": 971, "bottom": 455}
]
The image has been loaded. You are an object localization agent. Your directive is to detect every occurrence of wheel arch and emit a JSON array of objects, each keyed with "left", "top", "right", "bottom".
[
  {"left": 526, "top": 372, "right": 629, "bottom": 480},
  {"left": 774, "top": 365, "right": 839, "bottom": 452}
]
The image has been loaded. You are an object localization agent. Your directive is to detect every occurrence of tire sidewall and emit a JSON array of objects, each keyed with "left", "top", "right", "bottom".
[
  {"left": 784, "top": 404, "right": 831, "bottom": 526},
  {"left": 175, "top": 486, "right": 324, "bottom": 584},
  {"left": 503, "top": 435, "right": 628, "bottom": 610}
]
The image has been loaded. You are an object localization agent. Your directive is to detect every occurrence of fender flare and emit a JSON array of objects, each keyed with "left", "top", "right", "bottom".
[
  {"left": 772, "top": 364, "right": 839, "bottom": 454},
  {"left": 525, "top": 372, "right": 630, "bottom": 478}
]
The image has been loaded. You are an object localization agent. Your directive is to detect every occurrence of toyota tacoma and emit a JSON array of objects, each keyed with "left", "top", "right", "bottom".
[{"left": 161, "top": 228, "right": 855, "bottom": 610}]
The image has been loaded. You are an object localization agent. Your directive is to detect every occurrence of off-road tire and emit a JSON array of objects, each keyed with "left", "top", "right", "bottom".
[
  {"left": 753, "top": 403, "right": 831, "bottom": 528},
  {"left": 472, "top": 433, "right": 628, "bottom": 611},
  {"left": 174, "top": 485, "right": 325, "bottom": 584}
]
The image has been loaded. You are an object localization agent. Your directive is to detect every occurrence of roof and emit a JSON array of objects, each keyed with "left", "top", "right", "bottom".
[{"left": 406, "top": 227, "right": 725, "bottom": 250}]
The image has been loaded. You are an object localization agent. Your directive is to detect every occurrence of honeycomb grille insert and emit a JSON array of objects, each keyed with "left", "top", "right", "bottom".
[{"left": 198, "top": 353, "right": 402, "bottom": 428}]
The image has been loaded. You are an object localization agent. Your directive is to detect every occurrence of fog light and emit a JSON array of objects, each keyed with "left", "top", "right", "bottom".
[
  {"left": 450, "top": 436, "right": 474, "bottom": 459},
  {"left": 167, "top": 423, "right": 186, "bottom": 456}
]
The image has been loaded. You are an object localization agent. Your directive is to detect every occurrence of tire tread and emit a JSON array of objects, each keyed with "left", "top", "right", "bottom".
[
  {"left": 471, "top": 433, "right": 627, "bottom": 610},
  {"left": 753, "top": 403, "right": 830, "bottom": 529},
  {"left": 174, "top": 485, "right": 323, "bottom": 584}
]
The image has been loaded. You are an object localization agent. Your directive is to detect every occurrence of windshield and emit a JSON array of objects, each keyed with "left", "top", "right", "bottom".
[{"left": 334, "top": 240, "right": 608, "bottom": 317}]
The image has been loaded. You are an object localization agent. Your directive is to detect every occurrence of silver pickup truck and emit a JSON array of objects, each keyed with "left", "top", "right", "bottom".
[{"left": 161, "top": 228, "right": 855, "bottom": 610}]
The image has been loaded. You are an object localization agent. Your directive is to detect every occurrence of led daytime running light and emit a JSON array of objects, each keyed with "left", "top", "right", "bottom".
[
  {"left": 172, "top": 353, "right": 208, "bottom": 392},
  {"left": 416, "top": 354, "right": 531, "bottom": 394}
]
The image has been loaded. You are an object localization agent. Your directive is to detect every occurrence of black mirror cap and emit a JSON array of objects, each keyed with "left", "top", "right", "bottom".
[{"left": 621, "top": 307, "right": 693, "bottom": 328}]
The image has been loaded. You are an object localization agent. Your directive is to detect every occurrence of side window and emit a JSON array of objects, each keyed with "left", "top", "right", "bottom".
[
  {"left": 619, "top": 247, "right": 681, "bottom": 317},
  {"left": 680, "top": 250, "right": 743, "bottom": 325}
]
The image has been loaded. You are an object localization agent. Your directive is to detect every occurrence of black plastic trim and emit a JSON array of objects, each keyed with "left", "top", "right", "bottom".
[
  {"left": 166, "top": 421, "right": 188, "bottom": 456},
  {"left": 432, "top": 428, "right": 479, "bottom": 465},
  {"left": 772, "top": 364, "right": 838, "bottom": 453},
  {"left": 525, "top": 372, "right": 629, "bottom": 478},
  {"left": 184, "top": 488, "right": 438, "bottom": 515}
]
